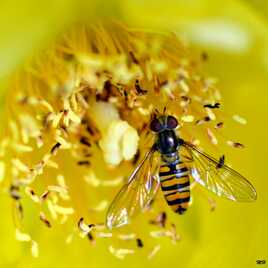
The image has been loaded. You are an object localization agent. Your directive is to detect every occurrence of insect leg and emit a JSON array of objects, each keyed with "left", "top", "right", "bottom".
[{"left": 190, "top": 181, "right": 216, "bottom": 211}]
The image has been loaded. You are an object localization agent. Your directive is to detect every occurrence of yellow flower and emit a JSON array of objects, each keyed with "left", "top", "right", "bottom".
[
  {"left": 0, "top": 1, "right": 266, "bottom": 268},
  {"left": 2, "top": 21, "right": 220, "bottom": 258}
]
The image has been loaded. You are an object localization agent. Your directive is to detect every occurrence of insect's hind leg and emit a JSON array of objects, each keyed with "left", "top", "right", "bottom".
[{"left": 190, "top": 181, "right": 216, "bottom": 211}]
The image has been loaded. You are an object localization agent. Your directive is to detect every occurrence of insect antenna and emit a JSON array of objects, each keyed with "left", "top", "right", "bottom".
[{"left": 150, "top": 109, "right": 159, "bottom": 121}]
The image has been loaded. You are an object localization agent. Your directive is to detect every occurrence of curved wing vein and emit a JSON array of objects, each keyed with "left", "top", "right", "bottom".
[
  {"left": 182, "top": 141, "right": 257, "bottom": 202},
  {"left": 106, "top": 147, "right": 160, "bottom": 229}
]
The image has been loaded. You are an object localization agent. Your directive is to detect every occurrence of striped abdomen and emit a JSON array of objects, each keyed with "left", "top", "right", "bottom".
[{"left": 159, "top": 161, "right": 190, "bottom": 214}]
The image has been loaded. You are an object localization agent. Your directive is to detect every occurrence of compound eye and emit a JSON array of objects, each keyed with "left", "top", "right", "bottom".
[
  {"left": 167, "top": 115, "right": 178, "bottom": 129},
  {"left": 150, "top": 118, "right": 162, "bottom": 132}
]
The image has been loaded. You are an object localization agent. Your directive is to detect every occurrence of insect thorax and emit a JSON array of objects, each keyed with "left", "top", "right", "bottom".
[{"left": 156, "top": 129, "right": 180, "bottom": 165}]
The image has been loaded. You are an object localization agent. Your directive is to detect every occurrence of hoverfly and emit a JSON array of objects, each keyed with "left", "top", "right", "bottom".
[{"left": 106, "top": 114, "right": 257, "bottom": 229}]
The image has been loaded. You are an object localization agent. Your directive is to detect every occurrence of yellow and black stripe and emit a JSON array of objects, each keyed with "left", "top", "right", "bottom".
[{"left": 159, "top": 162, "right": 190, "bottom": 214}]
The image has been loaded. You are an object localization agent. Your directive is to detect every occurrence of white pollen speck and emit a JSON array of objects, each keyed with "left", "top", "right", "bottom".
[
  {"left": 0, "top": 162, "right": 5, "bottom": 183},
  {"left": 31, "top": 240, "right": 39, "bottom": 258}
]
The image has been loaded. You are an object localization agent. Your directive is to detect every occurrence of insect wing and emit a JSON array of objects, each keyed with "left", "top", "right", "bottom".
[
  {"left": 106, "top": 148, "right": 160, "bottom": 229},
  {"left": 182, "top": 141, "right": 257, "bottom": 202}
]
